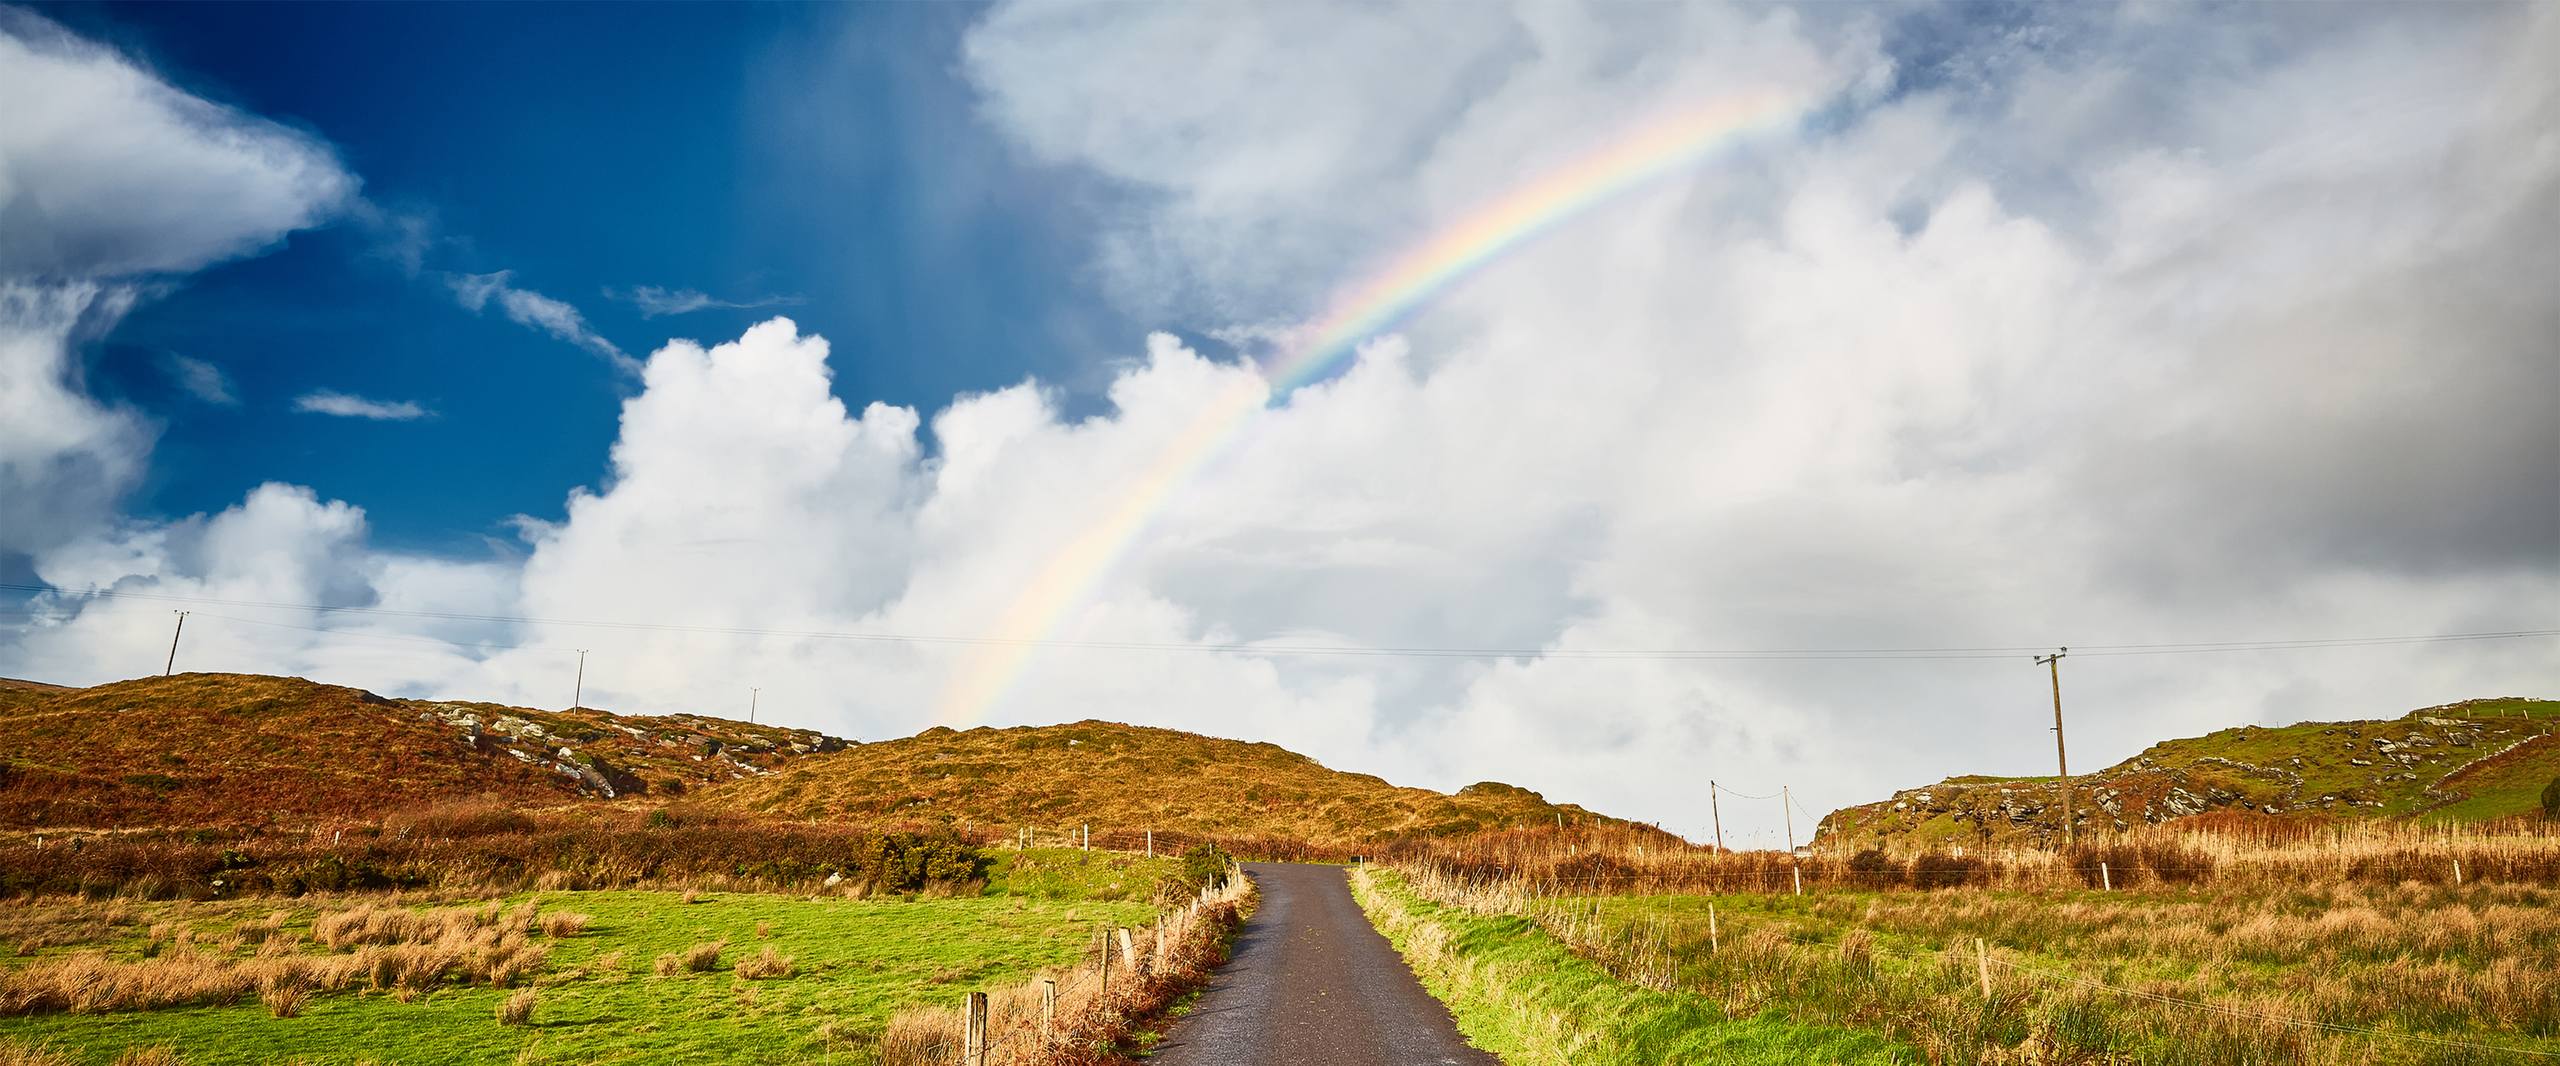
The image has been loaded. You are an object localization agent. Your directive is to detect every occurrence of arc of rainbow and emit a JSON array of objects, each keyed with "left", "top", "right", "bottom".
[{"left": 933, "top": 88, "right": 1808, "bottom": 727}]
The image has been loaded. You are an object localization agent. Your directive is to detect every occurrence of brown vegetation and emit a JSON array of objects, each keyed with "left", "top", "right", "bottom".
[
  {"left": 734, "top": 944, "right": 793, "bottom": 979},
  {"left": 711, "top": 717, "right": 1614, "bottom": 847},
  {"left": 1392, "top": 816, "right": 2560, "bottom": 892},
  {"left": 495, "top": 986, "right": 536, "bottom": 1026},
  {"left": 0, "top": 673, "right": 847, "bottom": 830},
  {"left": 0, "top": 802, "right": 987, "bottom": 899}
]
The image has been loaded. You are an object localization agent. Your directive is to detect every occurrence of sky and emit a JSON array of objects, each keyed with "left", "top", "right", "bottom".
[{"left": 2, "top": 0, "right": 2553, "bottom": 847}]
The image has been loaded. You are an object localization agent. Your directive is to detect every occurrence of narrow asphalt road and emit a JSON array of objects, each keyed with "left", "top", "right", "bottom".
[{"left": 1148, "top": 862, "right": 1499, "bottom": 1066}]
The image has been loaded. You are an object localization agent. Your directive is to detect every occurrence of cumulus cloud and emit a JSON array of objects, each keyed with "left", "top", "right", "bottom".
[
  {"left": 163, "top": 353, "right": 235, "bottom": 405},
  {"left": 607, "top": 285, "right": 804, "bottom": 318},
  {"left": 292, "top": 389, "right": 430, "bottom": 421},
  {"left": 449, "top": 270, "right": 637, "bottom": 375},
  {"left": 5, "top": 1, "right": 2555, "bottom": 846},
  {"left": 0, "top": 9, "right": 353, "bottom": 278}
]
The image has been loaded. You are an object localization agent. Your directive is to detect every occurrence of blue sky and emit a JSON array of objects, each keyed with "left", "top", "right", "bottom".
[{"left": 34, "top": 1, "right": 1138, "bottom": 553}]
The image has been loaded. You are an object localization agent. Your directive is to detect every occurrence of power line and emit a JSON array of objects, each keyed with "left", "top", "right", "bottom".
[{"left": 3, "top": 582, "right": 2551, "bottom": 663}]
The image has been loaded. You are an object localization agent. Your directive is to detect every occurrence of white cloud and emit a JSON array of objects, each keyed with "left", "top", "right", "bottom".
[
  {"left": 163, "top": 353, "right": 235, "bottom": 405},
  {"left": 608, "top": 285, "right": 803, "bottom": 318},
  {"left": 450, "top": 270, "right": 637, "bottom": 375},
  {"left": 292, "top": 389, "right": 430, "bottom": 421},
  {"left": 0, "top": 10, "right": 350, "bottom": 561},
  {"left": 5, "top": 1, "right": 2556, "bottom": 848},
  {"left": 0, "top": 9, "right": 353, "bottom": 277}
]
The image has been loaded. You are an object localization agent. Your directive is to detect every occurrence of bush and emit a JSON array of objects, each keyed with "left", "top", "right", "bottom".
[
  {"left": 1910, "top": 852, "right": 1987, "bottom": 889},
  {"left": 2543, "top": 775, "right": 2560, "bottom": 820},
  {"left": 1847, "top": 848, "right": 1905, "bottom": 887},
  {"left": 1180, "top": 844, "right": 1235, "bottom": 892}
]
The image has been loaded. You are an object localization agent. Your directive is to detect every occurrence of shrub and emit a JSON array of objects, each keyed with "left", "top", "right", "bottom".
[
  {"left": 1847, "top": 849, "right": 1905, "bottom": 888},
  {"left": 1180, "top": 844, "right": 1235, "bottom": 892},
  {"left": 2543, "top": 775, "right": 2559, "bottom": 820},
  {"left": 495, "top": 987, "right": 536, "bottom": 1026},
  {"left": 1910, "top": 852, "right": 1986, "bottom": 889}
]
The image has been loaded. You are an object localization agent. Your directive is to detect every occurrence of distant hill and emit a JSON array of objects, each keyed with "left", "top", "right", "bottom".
[
  {"left": 0, "top": 673, "right": 848, "bottom": 830},
  {"left": 1816, "top": 697, "right": 2559, "bottom": 851},
  {"left": 706, "top": 718, "right": 1612, "bottom": 847}
]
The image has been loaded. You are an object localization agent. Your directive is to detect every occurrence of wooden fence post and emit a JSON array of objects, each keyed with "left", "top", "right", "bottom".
[
  {"left": 1041, "top": 977, "right": 1056, "bottom": 1044},
  {"left": 2453, "top": 859, "right": 2463, "bottom": 885},
  {"left": 1153, "top": 917, "right": 1168, "bottom": 971},
  {"left": 1082, "top": 824, "right": 1089, "bottom": 852},
  {"left": 1117, "top": 927, "right": 1138, "bottom": 972},
  {"left": 1147, "top": 829, "right": 1153, "bottom": 858},
  {"left": 1708, "top": 902, "right": 1720, "bottom": 954},
  {"left": 2100, "top": 861, "right": 2111, "bottom": 891},
  {"left": 964, "top": 991, "right": 988, "bottom": 1066},
  {"left": 1975, "top": 938, "right": 1992, "bottom": 997},
  {"left": 1792, "top": 866, "right": 1803, "bottom": 896}
]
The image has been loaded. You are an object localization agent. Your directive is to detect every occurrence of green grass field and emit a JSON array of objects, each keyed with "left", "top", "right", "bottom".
[{"left": 0, "top": 849, "right": 1173, "bottom": 1065}]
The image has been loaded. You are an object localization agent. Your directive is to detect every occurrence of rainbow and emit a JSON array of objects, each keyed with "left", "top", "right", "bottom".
[{"left": 932, "top": 88, "right": 1807, "bottom": 726}]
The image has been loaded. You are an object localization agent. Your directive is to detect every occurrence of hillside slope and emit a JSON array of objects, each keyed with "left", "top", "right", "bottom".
[
  {"left": 0, "top": 673, "right": 847, "bottom": 830},
  {"left": 1817, "top": 697, "right": 2558, "bottom": 851},
  {"left": 708, "top": 719, "right": 1609, "bottom": 846}
]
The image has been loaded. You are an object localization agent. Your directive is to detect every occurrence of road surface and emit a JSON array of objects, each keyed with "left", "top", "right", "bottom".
[{"left": 1148, "top": 862, "right": 1499, "bottom": 1066}]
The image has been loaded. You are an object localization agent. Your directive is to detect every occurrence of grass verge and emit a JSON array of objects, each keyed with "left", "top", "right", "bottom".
[{"left": 1349, "top": 866, "right": 1910, "bottom": 1065}]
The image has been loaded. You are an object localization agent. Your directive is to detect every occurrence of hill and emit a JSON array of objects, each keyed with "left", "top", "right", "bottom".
[
  {"left": 707, "top": 718, "right": 1612, "bottom": 847},
  {"left": 1816, "top": 696, "right": 2559, "bottom": 851},
  {"left": 0, "top": 673, "right": 848, "bottom": 830}
]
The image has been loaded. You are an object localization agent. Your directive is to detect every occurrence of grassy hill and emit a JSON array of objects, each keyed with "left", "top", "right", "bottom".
[
  {"left": 707, "top": 719, "right": 1611, "bottom": 847},
  {"left": 0, "top": 673, "right": 848, "bottom": 830},
  {"left": 1816, "top": 696, "right": 2559, "bottom": 851}
]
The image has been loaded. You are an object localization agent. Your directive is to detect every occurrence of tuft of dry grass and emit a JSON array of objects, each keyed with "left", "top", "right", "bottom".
[
  {"left": 495, "top": 987, "right": 536, "bottom": 1026},
  {"left": 753, "top": 920, "right": 773, "bottom": 939},
  {"left": 0, "top": 1040, "right": 77, "bottom": 1066},
  {"left": 537, "top": 911, "right": 590, "bottom": 938},
  {"left": 734, "top": 945, "right": 794, "bottom": 980},
  {"left": 653, "top": 940, "right": 724, "bottom": 977},
  {"left": 260, "top": 981, "right": 308, "bottom": 1019},
  {"left": 111, "top": 1048, "right": 183, "bottom": 1066}
]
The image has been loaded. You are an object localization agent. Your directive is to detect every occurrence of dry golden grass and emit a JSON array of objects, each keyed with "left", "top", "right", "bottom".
[
  {"left": 0, "top": 900, "right": 574, "bottom": 1015},
  {"left": 110, "top": 1048, "right": 183, "bottom": 1066},
  {"left": 259, "top": 981, "right": 308, "bottom": 1019},
  {"left": 653, "top": 940, "right": 724, "bottom": 977},
  {"left": 0, "top": 1040, "right": 76, "bottom": 1066},
  {"left": 537, "top": 911, "right": 590, "bottom": 938},
  {"left": 495, "top": 986, "right": 536, "bottom": 1026},
  {"left": 734, "top": 945, "right": 794, "bottom": 980}
]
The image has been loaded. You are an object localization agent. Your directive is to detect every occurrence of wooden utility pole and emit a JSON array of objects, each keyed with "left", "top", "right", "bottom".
[
  {"left": 1709, "top": 780, "right": 1725, "bottom": 853},
  {"left": 1781, "top": 785, "right": 1796, "bottom": 854},
  {"left": 2036, "top": 648, "right": 2073, "bottom": 846},
  {"left": 749, "top": 687, "right": 759, "bottom": 724},
  {"left": 163, "top": 611, "right": 189, "bottom": 676},
  {"left": 572, "top": 649, "right": 589, "bottom": 710}
]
